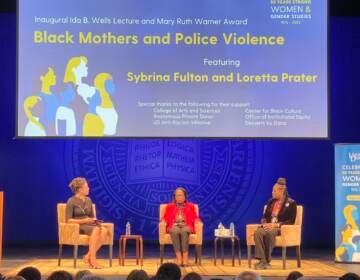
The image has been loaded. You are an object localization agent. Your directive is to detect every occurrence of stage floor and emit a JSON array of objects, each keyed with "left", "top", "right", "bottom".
[{"left": 0, "top": 244, "right": 357, "bottom": 279}]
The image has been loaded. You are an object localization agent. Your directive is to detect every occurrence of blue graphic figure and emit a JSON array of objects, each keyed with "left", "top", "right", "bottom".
[
  {"left": 105, "top": 79, "right": 116, "bottom": 96},
  {"left": 88, "top": 90, "right": 102, "bottom": 114},
  {"left": 352, "top": 235, "right": 360, "bottom": 262}
]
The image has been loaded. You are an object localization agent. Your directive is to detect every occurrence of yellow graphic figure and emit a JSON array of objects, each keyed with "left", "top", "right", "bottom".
[
  {"left": 41, "top": 67, "right": 56, "bottom": 94},
  {"left": 336, "top": 224, "right": 354, "bottom": 261},
  {"left": 63, "top": 56, "right": 88, "bottom": 86},
  {"left": 94, "top": 73, "right": 114, "bottom": 108},
  {"left": 24, "top": 96, "right": 46, "bottom": 136},
  {"left": 83, "top": 114, "right": 104, "bottom": 136},
  {"left": 38, "top": 67, "right": 57, "bottom": 132},
  {"left": 344, "top": 205, "right": 359, "bottom": 230},
  {"left": 60, "top": 56, "right": 91, "bottom": 136},
  {"left": 335, "top": 246, "right": 347, "bottom": 262},
  {"left": 64, "top": 56, "right": 96, "bottom": 103},
  {"left": 94, "top": 73, "right": 118, "bottom": 135},
  {"left": 342, "top": 224, "right": 354, "bottom": 243}
]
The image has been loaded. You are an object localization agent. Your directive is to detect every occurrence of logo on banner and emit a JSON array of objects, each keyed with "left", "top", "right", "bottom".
[{"left": 349, "top": 153, "right": 360, "bottom": 162}]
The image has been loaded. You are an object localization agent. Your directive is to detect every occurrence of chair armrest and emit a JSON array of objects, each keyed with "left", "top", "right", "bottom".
[
  {"left": 246, "top": 224, "right": 261, "bottom": 245},
  {"left": 159, "top": 220, "right": 168, "bottom": 244},
  {"left": 59, "top": 223, "right": 80, "bottom": 245},
  {"left": 195, "top": 220, "right": 203, "bottom": 232},
  {"left": 193, "top": 220, "right": 203, "bottom": 244},
  {"left": 102, "top": 223, "right": 114, "bottom": 244},
  {"left": 280, "top": 224, "right": 301, "bottom": 246},
  {"left": 159, "top": 220, "right": 167, "bottom": 236}
]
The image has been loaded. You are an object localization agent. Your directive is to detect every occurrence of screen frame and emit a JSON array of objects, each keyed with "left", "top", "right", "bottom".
[{"left": 15, "top": 0, "right": 330, "bottom": 140}]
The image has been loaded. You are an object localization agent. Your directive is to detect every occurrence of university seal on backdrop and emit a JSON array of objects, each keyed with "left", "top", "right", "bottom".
[{"left": 64, "top": 140, "right": 263, "bottom": 239}]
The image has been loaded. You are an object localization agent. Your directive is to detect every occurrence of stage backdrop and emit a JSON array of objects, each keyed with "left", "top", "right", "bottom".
[
  {"left": 335, "top": 144, "right": 360, "bottom": 262},
  {"left": 0, "top": 15, "right": 360, "bottom": 247}
]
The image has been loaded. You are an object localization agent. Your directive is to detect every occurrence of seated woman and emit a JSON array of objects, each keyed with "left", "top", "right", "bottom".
[
  {"left": 254, "top": 177, "right": 297, "bottom": 270},
  {"left": 162, "top": 187, "right": 200, "bottom": 266},
  {"left": 65, "top": 177, "right": 108, "bottom": 269}
]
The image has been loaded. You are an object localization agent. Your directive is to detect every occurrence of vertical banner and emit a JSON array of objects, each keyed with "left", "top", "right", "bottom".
[{"left": 335, "top": 144, "right": 360, "bottom": 262}]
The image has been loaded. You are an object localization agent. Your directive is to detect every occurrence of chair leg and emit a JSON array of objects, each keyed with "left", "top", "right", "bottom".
[
  {"left": 282, "top": 246, "right": 287, "bottom": 270},
  {"left": 73, "top": 245, "right": 78, "bottom": 268},
  {"left": 296, "top": 246, "right": 301, "bottom": 268},
  {"left": 195, "top": 245, "right": 198, "bottom": 264},
  {"left": 160, "top": 244, "right": 164, "bottom": 264},
  {"left": 109, "top": 244, "right": 113, "bottom": 267},
  {"left": 58, "top": 244, "right": 63, "bottom": 266},
  {"left": 197, "top": 245, "right": 202, "bottom": 265},
  {"left": 237, "top": 238, "right": 241, "bottom": 266},
  {"left": 247, "top": 245, "right": 251, "bottom": 268}
]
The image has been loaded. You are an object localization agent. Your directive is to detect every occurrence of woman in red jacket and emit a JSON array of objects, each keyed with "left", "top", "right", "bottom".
[{"left": 162, "top": 187, "right": 199, "bottom": 266}]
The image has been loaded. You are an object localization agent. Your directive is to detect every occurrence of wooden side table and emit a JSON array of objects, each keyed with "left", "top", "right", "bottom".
[
  {"left": 214, "top": 235, "right": 241, "bottom": 266},
  {"left": 119, "top": 235, "right": 143, "bottom": 266}
]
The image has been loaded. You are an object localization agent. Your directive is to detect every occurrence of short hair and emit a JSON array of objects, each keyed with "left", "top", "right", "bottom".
[
  {"left": 236, "top": 271, "right": 262, "bottom": 280},
  {"left": 81, "top": 276, "right": 105, "bottom": 280},
  {"left": 5, "top": 277, "right": 26, "bottom": 280},
  {"left": 74, "top": 271, "right": 91, "bottom": 280},
  {"left": 47, "top": 270, "right": 73, "bottom": 280},
  {"left": 155, "top": 263, "right": 181, "bottom": 280},
  {"left": 126, "top": 270, "right": 149, "bottom": 280},
  {"left": 183, "top": 272, "right": 202, "bottom": 280},
  {"left": 339, "top": 273, "right": 360, "bottom": 280},
  {"left": 286, "top": 271, "right": 304, "bottom": 280},
  {"left": 17, "top": 267, "right": 41, "bottom": 280},
  {"left": 69, "top": 177, "right": 87, "bottom": 194},
  {"left": 173, "top": 187, "right": 188, "bottom": 202}
]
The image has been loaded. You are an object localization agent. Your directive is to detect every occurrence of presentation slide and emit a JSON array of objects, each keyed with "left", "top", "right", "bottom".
[{"left": 17, "top": 0, "right": 328, "bottom": 138}]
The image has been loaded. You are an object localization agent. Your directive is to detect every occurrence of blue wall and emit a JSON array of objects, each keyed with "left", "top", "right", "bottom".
[{"left": 0, "top": 14, "right": 359, "bottom": 247}]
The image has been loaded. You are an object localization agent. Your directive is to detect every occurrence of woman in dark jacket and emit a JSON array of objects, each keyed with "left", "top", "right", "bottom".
[{"left": 254, "top": 177, "right": 297, "bottom": 270}]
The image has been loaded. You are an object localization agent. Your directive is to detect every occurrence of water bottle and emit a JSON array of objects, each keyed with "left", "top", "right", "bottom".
[
  {"left": 126, "top": 221, "right": 131, "bottom": 235},
  {"left": 217, "top": 223, "right": 224, "bottom": 236},
  {"left": 230, "top": 222, "right": 235, "bottom": 237}
]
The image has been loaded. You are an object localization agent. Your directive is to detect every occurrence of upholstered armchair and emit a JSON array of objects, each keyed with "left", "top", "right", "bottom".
[
  {"left": 159, "top": 204, "right": 203, "bottom": 264},
  {"left": 246, "top": 205, "right": 303, "bottom": 269},
  {"left": 57, "top": 203, "right": 114, "bottom": 268}
]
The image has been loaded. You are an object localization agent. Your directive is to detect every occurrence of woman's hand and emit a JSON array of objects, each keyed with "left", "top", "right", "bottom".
[
  {"left": 82, "top": 217, "right": 95, "bottom": 224},
  {"left": 262, "top": 223, "right": 280, "bottom": 231}
]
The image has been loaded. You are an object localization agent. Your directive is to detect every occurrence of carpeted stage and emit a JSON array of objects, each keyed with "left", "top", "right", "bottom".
[{"left": 0, "top": 245, "right": 356, "bottom": 279}]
